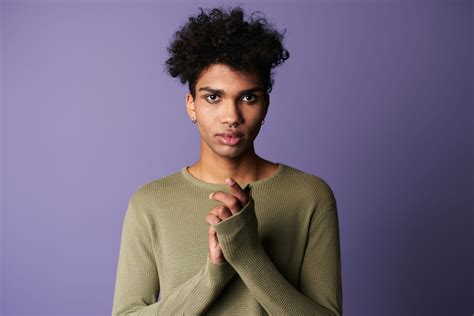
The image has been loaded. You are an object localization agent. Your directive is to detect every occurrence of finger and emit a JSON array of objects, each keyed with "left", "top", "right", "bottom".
[
  {"left": 225, "top": 177, "right": 249, "bottom": 206},
  {"left": 208, "top": 190, "right": 245, "bottom": 215},
  {"left": 208, "top": 225, "right": 219, "bottom": 249},
  {"left": 206, "top": 213, "right": 222, "bottom": 225},
  {"left": 209, "top": 205, "right": 233, "bottom": 220}
]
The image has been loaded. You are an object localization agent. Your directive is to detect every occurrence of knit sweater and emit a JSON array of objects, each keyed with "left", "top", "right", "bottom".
[{"left": 112, "top": 162, "right": 342, "bottom": 315}]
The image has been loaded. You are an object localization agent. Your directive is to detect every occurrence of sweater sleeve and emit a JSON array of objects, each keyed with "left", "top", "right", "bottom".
[
  {"left": 112, "top": 195, "right": 237, "bottom": 316},
  {"left": 212, "top": 192, "right": 342, "bottom": 316}
]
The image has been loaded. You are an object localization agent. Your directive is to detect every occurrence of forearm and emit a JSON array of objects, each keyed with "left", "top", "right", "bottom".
[
  {"left": 113, "top": 257, "right": 236, "bottom": 315},
  {"left": 212, "top": 196, "right": 341, "bottom": 315},
  {"left": 112, "top": 195, "right": 237, "bottom": 315},
  {"left": 167, "top": 257, "right": 237, "bottom": 314},
  {"left": 224, "top": 242, "right": 338, "bottom": 315}
]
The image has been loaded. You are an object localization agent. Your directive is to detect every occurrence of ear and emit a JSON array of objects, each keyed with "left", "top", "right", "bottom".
[{"left": 185, "top": 92, "right": 196, "bottom": 120}]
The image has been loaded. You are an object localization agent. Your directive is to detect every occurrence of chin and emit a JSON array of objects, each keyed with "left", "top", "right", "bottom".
[{"left": 214, "top": 146, "right": 247, "bottom": 159}]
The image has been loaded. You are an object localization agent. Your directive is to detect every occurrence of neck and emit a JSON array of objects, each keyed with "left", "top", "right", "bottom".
[{"left": 190, "top": 152, "right": 268, "bottom": 186}]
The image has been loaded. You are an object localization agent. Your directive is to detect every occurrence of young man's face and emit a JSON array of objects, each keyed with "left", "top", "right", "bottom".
[{"left": 186, "top": 63, "right": 269, "bottom": 161}]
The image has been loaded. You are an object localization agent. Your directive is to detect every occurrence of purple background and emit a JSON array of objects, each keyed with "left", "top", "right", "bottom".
[{"left": 1, "top": 0, "right": 472, "bottom": 315}]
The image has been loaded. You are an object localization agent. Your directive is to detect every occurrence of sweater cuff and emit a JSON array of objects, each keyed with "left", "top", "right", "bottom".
[
  {"left": 212, "top": 194, "right": 255, "bottom": 233},
  {"left": 212, "top": 193, "right": 263, "bottom": 264},
  {"left": 205, "top": 255, "right": 236, "bottom": 285}
]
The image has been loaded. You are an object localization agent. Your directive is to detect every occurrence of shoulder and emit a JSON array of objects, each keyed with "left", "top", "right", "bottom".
[
  {"left": 127, "top": 169, "right": 183, "bottom": 214},
  {"left": 281, "top": 163, "right": 336, "bottom": 208},
  {"left": 136, "top": 169, "right": 183, "bottom": 195}
]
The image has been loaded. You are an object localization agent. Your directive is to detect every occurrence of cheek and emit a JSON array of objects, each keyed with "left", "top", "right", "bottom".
[
  {"left": 195, "top": 116, "right": 215, "bottom": 136},
  {"left": 247, "top": 113, "right": 264, "bottom": 127},
  {"left": 196, "top": 104, "right": 215, "bottom": 119},
  {"left": 199, "top": 112, "right": 221, "bottom": 128}
]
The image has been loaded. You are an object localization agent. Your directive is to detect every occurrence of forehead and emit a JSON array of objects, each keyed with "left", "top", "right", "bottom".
[{"left": 196, "top": 63, "right": 262, "bottom": 91}]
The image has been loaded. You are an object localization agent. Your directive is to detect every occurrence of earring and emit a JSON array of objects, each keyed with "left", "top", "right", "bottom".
[
  {"left": 192, "top": 117, "right": 197, "bottom": 124},
  {"left": 261, "top": 119, "right": 265, "bottom": 125}
]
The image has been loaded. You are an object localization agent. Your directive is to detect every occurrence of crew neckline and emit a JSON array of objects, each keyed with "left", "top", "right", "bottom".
[{"left": 181, "top": 162, "right": 285, "bottom": 190}]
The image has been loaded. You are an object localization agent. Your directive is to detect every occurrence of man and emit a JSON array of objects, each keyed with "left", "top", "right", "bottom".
[{"left": 112, "top": 5, "right": 342, "bottom": 315}]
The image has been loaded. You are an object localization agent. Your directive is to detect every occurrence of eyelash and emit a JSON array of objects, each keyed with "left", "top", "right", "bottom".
[{"left": 204, "top": 94, "right": 258, "bottom": 104}]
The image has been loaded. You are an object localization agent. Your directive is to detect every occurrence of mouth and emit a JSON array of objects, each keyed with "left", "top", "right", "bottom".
[
  {"left": 216, "top": 132, "right": 244, "bottom": 137},
  {"left": 216, "top": 133, "right": 243, "bottom": 146}
]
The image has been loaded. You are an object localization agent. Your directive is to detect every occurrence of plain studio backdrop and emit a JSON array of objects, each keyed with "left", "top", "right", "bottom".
[{"left": 0, "top": 0, "right": 472, "bottom": 315}]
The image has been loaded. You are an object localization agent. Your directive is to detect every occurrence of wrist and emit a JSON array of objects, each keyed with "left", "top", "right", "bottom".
[
  {"left": 212, "top": 196, "right": 262, "bottom": 264},
  {"left": 205, "top": 256, "right": 236, "bottom": 285}
]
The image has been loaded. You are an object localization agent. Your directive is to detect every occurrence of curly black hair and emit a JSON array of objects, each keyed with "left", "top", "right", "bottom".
[{"left": 164, "top": 5, "right": 290, "bottom": 99}]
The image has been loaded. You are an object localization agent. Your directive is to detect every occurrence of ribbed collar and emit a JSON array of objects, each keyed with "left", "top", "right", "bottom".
[{"left": 180, "top": 162, "right": 286, "bottom": 190}]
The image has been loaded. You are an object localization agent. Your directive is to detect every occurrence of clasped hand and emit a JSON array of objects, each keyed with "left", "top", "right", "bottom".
[{"left": 206, "top": 177, "right": 249, "bottom": 264}]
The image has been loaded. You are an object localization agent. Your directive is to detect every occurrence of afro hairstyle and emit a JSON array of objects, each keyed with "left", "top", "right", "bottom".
[{"left": 164, "top": 5, "right": 290, "bottom": 100}]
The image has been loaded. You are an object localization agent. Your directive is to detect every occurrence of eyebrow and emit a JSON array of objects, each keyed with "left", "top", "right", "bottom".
[{"left": 197, "top": 86, "right": 263, "bottom": 95}]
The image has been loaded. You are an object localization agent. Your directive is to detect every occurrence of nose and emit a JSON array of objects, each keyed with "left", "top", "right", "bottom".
[{"left": 221, "top": 99, "right": 243, "bottom": 126}]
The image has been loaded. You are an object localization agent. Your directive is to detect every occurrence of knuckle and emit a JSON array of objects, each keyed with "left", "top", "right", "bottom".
[
  {"left": 217, "top": 206, "right": 227, "bottom": 216},
  {"left": 230, "top": 199, "right": 240, "bottom": 209},
  {"left": 207, "top": 214, "right": 221, "bottom": 224}
]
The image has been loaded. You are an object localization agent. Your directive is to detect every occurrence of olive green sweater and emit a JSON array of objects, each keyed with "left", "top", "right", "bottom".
[{"left": 112, "top": 162, "right": 342, "bottom": 315}]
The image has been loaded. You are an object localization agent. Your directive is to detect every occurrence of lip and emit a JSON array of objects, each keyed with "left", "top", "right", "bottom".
[
  {"left": 216, "top": 134, "right": 243, "bottom": 146},
  {"left": 216, "top": 132, "right": 244, "bottom": 137}
]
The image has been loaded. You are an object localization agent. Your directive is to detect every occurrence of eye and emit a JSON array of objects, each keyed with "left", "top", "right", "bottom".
[
  {"left": 242, "top": 94, "right": 258, "bottom": 103},
  {"left": 205, "top": 94, "right": 220, "bottom": 103}
]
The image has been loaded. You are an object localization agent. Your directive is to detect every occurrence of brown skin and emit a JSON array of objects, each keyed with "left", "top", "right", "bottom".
[
  {"left": 206, "top": 178, "right": 249, "bottom": 264},
  {"left": 184, "top": 63, "right": 279, "bottom": 264}
]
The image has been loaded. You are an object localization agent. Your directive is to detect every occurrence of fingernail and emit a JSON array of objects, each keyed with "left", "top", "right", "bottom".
[
  {"left": 226, "top": 178, "right": 235, "bottom": 186},
  {"left": 209, "top": 192, "right": 214, "bottom": 199}
]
